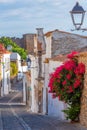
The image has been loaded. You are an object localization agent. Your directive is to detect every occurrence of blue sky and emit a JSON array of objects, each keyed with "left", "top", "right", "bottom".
[{"left": 0, "top": 0, "right": 87, "bottom": 37}]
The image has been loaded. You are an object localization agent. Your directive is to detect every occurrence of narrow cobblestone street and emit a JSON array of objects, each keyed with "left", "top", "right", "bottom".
[{"left": 0, "top": 81, "right": 87, "bottom": 130}]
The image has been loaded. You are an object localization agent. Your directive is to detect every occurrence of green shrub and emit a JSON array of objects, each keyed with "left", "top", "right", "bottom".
[{"left": 10, "top": 62, "right": 18, "bottom": 77}]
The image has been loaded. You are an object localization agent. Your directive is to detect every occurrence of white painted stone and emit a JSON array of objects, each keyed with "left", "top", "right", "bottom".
[
  {"left": 43, "top": 63, "right": 49, "bottom": 114},
  {"left": 23, "top": 75, "right": 26, "bottom": 104},
  {"left": 1, "top": 53, "right": 10, "bottom": 96},
  {"left": 47, "top": 60, "right": 66, "bottom": 120}
]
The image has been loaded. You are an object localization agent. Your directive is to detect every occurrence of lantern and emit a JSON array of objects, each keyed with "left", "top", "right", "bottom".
[{"left": 70, "top": 2, "right": 86, "bottom": 30}]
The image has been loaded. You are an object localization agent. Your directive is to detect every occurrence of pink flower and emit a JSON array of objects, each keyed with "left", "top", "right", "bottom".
[
  {"left": 64, "top": 60, "right": 76, "bottom": 70},
  {"left": 48, "top": 90, "right": 52, "bottom": 93},
  {"left": 66, "top": 74, "right": 71, "bottom": 80},
  {"left": 67, "top": 51, "right": 78, "bottom": 59},
  {"left": 62, "top": 80, "right": 67, "bottom": 85},
  {"left": 57, "top": 79, "right": 60, "bottom": 83},
  {"left": 55, "top": 65, "right": 64, "bottom": 73},
  {"left": 67, "top": 86, "right": 73, "bottom": 93},
  {"left": 74, "top": 79, "right": 81, "bottom": 88},
  {"left": 75, "top": 63, "right": 85, "bottom": 75},
  {"left": 48, "top": 51, "right": 85, "bottom": 102},
  {"left": 58, "top": 94, "right": 61, "bottom": 100},
  {"left": 52, "top": 93, "right": 56, "bottom": 99}
]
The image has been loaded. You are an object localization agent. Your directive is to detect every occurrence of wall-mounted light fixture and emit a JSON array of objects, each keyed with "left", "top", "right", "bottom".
[
  {"left": 26, "top": 57, "right": 31, "bottom": 69},
  {"left": 70, "top": 2, "right": 86, "bottom": 31}
]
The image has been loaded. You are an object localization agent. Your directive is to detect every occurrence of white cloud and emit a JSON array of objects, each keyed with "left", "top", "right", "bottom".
[
  {"left": 0, "top": 8, "right": 26, "bottom": 18},
  {"left": 0, "top": 0, "right": 15, "bottom": 3},
  {"left": 0, "top": 0, "right": 87, "bottom": 37},
  {"left": 37, "top": 0, "right": 48, "bottom": 3}
]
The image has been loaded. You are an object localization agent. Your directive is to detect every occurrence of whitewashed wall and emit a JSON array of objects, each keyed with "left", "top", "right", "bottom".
[
  {"left": 48, "top": 60, "right": 66, "bottom": 120},
  {"left": 10, "top": 52, "right": 22, "bottom": 72},
  {"left": 43, "top": 62, "right": 49, "bottom": 114},
  {"left": 1, "top": 53, "right": 10, "bottom": 96},
  {"left": 30, "top": 55, "right": 39, "bottom": 113},
  {"left": 21, "top": 66, "right": 28, "bottom": 72},
  {"left": 45, "top": 36, "right": 52, "bottom": 58}
]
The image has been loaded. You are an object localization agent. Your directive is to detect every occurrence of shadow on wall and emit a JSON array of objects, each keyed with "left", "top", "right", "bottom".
[
  {"left": 10, "top": 75, "right": 18, "bottom": 85},
  {"left": 17, "top": 71, "right": 23, "bottom": 82}
]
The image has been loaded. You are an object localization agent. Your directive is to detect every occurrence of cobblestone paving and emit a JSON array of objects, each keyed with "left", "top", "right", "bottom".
[
  {"left": 2, "top": 110, "right": 24, "bottom": 130},
  {"left": 0, "top": 81, "right": 87, "bottom": 130},
  {"left": 17, "top": 111, "right": 87, "bottom": 130}
]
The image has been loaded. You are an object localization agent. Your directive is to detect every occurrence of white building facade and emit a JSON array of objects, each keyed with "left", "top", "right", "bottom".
[
  {"left": 1, "top": 53, "right": 11, "bottom": 96},
  {"left": 0, "top": 44, "right": 11, "bottom": 96},
  {"left": 29, "top": 29, "right": 87, "bottom": 120},
  {"left": 43, "top": 59, "right": 67, "bottom": 119},
  {"left": 10, "top": 52, "right": 22, "bottom": 72}
]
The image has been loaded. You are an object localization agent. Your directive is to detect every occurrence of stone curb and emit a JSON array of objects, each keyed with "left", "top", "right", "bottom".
[{"left": 0, "top": 111, "right": 3, "bottom": 130}]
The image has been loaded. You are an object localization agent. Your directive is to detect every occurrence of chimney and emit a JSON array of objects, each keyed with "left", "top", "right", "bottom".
[{"left": 36, "top": 28, "right": 46, "bottom": 53}]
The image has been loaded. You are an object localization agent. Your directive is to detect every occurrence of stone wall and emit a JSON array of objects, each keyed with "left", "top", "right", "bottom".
[
  {"left": 11, "top": 34, "right": 35, "bottom": 54},
  {"left": 77, "top": 52, "right": 87, "bottom": 127},
  {"left": 11, "top": 37, "right": 24, "bottom": 48},
  {"left": 23, "top": 34, "right": 35, "bottom": 54}
]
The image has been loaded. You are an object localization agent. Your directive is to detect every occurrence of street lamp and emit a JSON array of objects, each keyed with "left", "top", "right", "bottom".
[
  {"left": 26, "top": 56, "right": 38, "bottom": 69},
  {"left": 26, "top": 57, "right": 31, "bottom": 69},
  {"left": 70, "top": 2, "right": 86, "bottom": 30}
]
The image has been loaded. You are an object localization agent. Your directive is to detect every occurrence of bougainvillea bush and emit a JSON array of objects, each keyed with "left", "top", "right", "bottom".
[{"left": 48, "top": 51, "right": 85, "bottom": 121}]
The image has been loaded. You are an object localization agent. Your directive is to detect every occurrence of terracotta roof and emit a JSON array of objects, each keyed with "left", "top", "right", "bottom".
[
  {"left": 49, "top": 54, "right": 68, "bottom": 62},
  {"left": 0, "top": 43, "right": 10, "bottom": 54},
  {"left": 45, "top": 29, "right": 87, "bottom": 39},
  {"left": 45, "top": 30, "right": 54, "bottom": 37}
]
